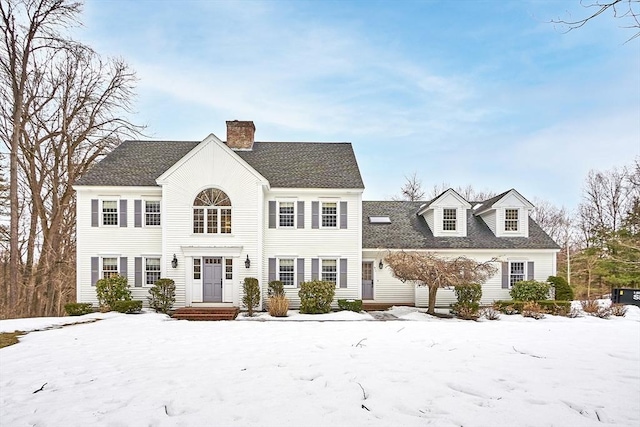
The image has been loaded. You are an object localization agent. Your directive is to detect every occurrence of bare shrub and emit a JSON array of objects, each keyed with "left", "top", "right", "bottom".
[
  {"left": 610, "top": 304, "right": 628, "bottom": 317},
  {"left": 581, "top": 300, "right": 611, "bottom": 319},
  {"left": 268, "top": 295, "right": 289, "bottom": 317},
  {"left": 481, "top": 307, "right": 500, "bottom": 320},
  {"left": 566, "top": 307, "right": 582, "bottom": 318},
  {"left": 522, "top": 301, "right": 545, "bottom": 320}
]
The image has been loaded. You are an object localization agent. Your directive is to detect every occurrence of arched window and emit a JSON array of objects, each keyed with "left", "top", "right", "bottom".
[{"left": 193, "top": 188, "right": 232, "bottom": 234}]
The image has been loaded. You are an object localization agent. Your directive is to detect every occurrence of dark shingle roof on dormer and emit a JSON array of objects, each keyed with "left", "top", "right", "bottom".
[
  {"left": 75, "top": 140, "right": 364, "bottom": 189},
  {"left": 362, "top": 200, "right": 560, "bottom": 250}
]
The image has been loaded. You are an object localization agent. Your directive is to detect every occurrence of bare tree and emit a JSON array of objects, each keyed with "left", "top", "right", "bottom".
[
  {"left": 551, "top": 0, "right": 640, "bottom": 42},
  {"left": 393, "top": 172, "right": 425, "bottom": 201},
  {"left": 427, "top": 182, "right": 496, "bottom": 202},
  {"left": 531, "top": 198, "right": 572, "bottom": 247},
  {"left": 384, "top": 251, "right": 498, "bottom": 314}
]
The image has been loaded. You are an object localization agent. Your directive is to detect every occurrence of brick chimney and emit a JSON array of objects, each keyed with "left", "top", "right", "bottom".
[{"left": 226, "top": 120, "right": 255, "bottom": 150}]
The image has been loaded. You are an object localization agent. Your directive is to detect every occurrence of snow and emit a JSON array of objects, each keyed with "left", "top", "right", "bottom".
[{"left": 1, "top": 306, "right": 639, "bottom": 427}]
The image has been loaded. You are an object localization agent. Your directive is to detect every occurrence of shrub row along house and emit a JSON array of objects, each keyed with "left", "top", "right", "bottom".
[{"left": 74, "top": 121, "right": 560, "bottom": 310}]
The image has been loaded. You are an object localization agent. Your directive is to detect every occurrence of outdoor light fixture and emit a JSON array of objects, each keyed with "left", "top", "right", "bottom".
[
  {"left": 245, "top": 255, "right": 251, "bottom": 269},
  {"left": 171, "top": 254, "right": 178, "bottom": 269},
  {"left": 379, "top": 260, "right": 384, "bottom": 269}
]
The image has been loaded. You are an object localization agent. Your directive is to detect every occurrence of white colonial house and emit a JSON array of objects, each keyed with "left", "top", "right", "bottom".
[{"left": 74, "top": 121, "right": 560, "bottom": 309}]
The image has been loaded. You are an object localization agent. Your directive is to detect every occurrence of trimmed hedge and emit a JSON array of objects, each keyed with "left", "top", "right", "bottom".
[
  {"left": 494, "top": 300, "right": 571, "bottom": 316},
  {"left": 112, "top": 300, "right": 143, "bottom": 314},
  {"left": 450, "top": 283, "right": 482, "bottom": 320},
  {"left": 509, "top": 280, "right": 551, "bottom": 301},
  {"left": 64, "top": 302, "right": 94, "bottom": 316},
  {"left": 548, "top": 276, "right": 574, "bottom": 301},
  {"left": 148, "top": 278, "right": 176, "bottom": 314},
  {"left": 299, "top": 281, "right": 335, "bottom": 314},
  {"left": 96, "top": 275, "right": 131, "bottom": 311},
  {"left": 338, "top": 299, "right": 363, "bottom": 312}
]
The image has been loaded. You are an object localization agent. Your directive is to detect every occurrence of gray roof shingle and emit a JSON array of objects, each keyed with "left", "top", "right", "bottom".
[
  {"left": 75, "top": 140, "right": 364, "bottom": 189},
  {"left": 363, "top": 201, "right": 560, "bottom": 250}
]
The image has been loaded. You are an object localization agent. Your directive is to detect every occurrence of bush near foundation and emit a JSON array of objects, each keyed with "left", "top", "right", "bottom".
[
  {"left": 450, "top": 283, "right": 482, "bottom": 320},
  {"left": 242, "top": 277, "right": 260, "bottom": 316},
  {"left": 112, "top": 300, "right": 142, "bottom": 314},
  {"left": 299, "top": 281, "right": 335, "bottom": 314},
  {"left": 268, "top": 295, "right": 289, "bottom": 317},
  {"left": 337, "top": 299, "right": 362, "bottom": 312},
  {"left": 509, "top": 280, "right": 551, "bottom": 301},
  {"left": 493, "top": 300, "right": 571, "bottom": 316},
  {"left": 148, "top": 278, "right": 176, "bottom": 314},
  {"left": 268, "top": 280, "right": 285, "bottom": 297},
  {"left": 64, "top": 303, "right": 94, "bottom": 316},
  {"left": 548, "top": 276, "right": 574, "bottom": 301},
  {"left": 96, "top": 275, "right": 131, "bottom": 311}
]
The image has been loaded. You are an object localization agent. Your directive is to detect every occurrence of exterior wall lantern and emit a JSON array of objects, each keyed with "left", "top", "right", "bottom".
[
  {"left": 171, "top": 254, "right": 178, "bottom": 269},
  {"left": 245, "top": 255, "right": 251, "bottom": 269},
  {"left": 379, "top": 260, "right": 384, "bottom": 269}
]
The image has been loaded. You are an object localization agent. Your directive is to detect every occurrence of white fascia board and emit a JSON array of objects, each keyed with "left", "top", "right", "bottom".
[
  {"left": 73, "top": 185, "right": 162, "bottom": 194},
  {"left": 268, "top": 188, "right": 364, "bottom": 195},
  {"left": 362, "top": 247, "right": 560, "bottom": 254}
]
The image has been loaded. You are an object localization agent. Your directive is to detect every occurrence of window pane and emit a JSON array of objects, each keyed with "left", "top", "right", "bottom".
[
  {"left": 102, "top": 201, "right": 118, "bottom": 226},
  {"left": 146, "top": 258, "right": 161, "bottom": 286},
  {"left": 225, "top": 258, "right": 233, "bottom": 280},
  {"left": 220, "top": 209, "right": 231, "bottom": 234},
  {"left": 103, "top": 257, "right": 118, "bottom": 279},
  {"left": 279, "top": 202, "right": 295, "bottom": 227},
  {"left": 321, "top": 259, "right": 337, "bottom": 284},
  {"left": 510, "top": 262, "right": 525, "bottom": 286},
  {"left": 443, "top": 208, "right": 456, "bottom": 231},
  {"left": 279, "top": 259, "right": 294, "bottom": 286},
  {"left": 193, "top": 258, "right": 201, "bottom": 279},
  {"left": 193, "top": 209, "right": 204, "bottom": 233},
  {"left": 145, "top": 201, "right": 161, "bottom": 226},
  {"left": 207, "top": 209, "right": 218, "bottom": 233},
  {"left": 505, "top": 209, "right": 518, "bottom": 231},
  {"left": 321, "top": 202, "right": 337, "bottom": 227}
]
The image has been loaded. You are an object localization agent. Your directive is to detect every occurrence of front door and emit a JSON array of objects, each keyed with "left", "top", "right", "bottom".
[
  {"left": 203, "top": 257, "right": 223, "bottom": 302},
  {"left": 362, "top": 261, "right": 374, "bottom": 300}
]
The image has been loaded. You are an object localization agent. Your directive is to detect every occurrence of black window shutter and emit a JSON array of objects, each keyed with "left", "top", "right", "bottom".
[
  {"left": 340, "top": 258, "right": 347, "bottom": 288},
  {"left": 297, "top": 201, "right": 304, "bottom": 229},
  {"left": 340, "top": 202, "right": 347, "bottom": 229},
  {"left": 312, "top": 202, "right": 319, "bottom": 229},
  {"left": 91, "top": 200, "right": 99, "bottom": 227},
  {"left": 269, "top": 201, "right": 276, "bottom": 229},
  {"left": 135, "top": 257, "right": 143, "bottom": 287},
  {"left": 297, "top": 258, "right": 304, "bottom": 287},
  {"left": 311, "top": 258, "right": 319, "bottom": 280},
  {"left": 501, "top": 262, "right": 509, "bottom": 289},
  {"left": 134, "top": 200, "right": 142, "bottom": 227},
  {"left": 120, "top": 200, "right": 127, "bottom": 227},
  {"left": 91, "top": 257, "right": 99, "bottom": 285}
]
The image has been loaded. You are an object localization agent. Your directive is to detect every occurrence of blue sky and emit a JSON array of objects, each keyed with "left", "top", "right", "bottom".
[{"left": 80, "top": 0, "right": 639, "bottom": 208}]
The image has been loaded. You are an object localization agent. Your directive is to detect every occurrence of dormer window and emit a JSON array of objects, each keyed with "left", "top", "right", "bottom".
[
  {"left": 505, "top": 209, "right": 518, "bottom": 231},
  {"left": 443, "top": 209, "right": 457, "bottom": 231}
]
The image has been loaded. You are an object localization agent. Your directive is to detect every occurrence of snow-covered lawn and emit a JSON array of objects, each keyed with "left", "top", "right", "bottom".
[{"left": 1, "top": 306, "right": 639, "bottom": 427}]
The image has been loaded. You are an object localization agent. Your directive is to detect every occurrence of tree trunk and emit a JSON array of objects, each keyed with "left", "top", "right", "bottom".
[{"left": 427, "top": 284, "right": 438, "bottom": 315}]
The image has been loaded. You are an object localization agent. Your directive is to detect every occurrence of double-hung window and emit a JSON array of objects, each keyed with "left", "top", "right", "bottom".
[
  {"left": 321, "top": 259, "right": 337, "bottom": 284},
  {"left": 145, "top": 201, "right": 161, "bottom": 226},
  {"left": 279, "top": 259, "right": 295, "bottom": 286},
  {"left": 102, "top": 201, "right": 118, "bottom": 226},
  {"left": 505, "top": 209, "right": 519, "bottom": 231},
  {"left": 443, "top": 208, "right": 457, "bottom": 231},
  {"left": 145, "top": 258, "right": 161, "bottom": 286},
  {"left": 321, "top": 202, "right": 337, "bottom": 228},
  {"left": 102, "top": 257, "right": 118, "bottom": 279},
  {"left": 509, "top": 261, "right": 525, "bottom": 287},
  {"left": 279, "top": 202, "right": 295, "bottom": 228}
]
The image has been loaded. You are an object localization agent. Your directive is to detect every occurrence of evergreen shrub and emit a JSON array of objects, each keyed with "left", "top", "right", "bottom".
[
  {"left": 509, "top": 280, "right": 551, "bottom": 301},
  {"left": 548, "top": 276, "right": 574, "bottom": 301},
  {"left": 95, "top": 275, "right": 131, "bottom": 311},
  {"left": 64, "top": 303, "right": 94, "bottom": 316},
  {"left": 148, "top": 278, "right": 176, "bottom": 314},
  {"left": 298, "top": 281, "right": 335, "bottom": 314},
  {"left": 450, "top": 283, "right": 482, "bottom": 320},
  {"left": 337, "top": 299, "right": 363, "bottom": 312},
  {"left": 242, "top": 277, "right": 260, "bottom": 316},
  {"left": 268, "top": 281, "right": 285, "bottom": 297},
  {"left": 112, "top": 300, "right": 142, "bottom": 314}
]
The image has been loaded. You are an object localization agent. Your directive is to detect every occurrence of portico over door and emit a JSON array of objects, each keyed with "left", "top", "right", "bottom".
[
  {"left": 203, "top": 257, "right": 223, "bottom": 302},
  {"left": 362, "top": 261, "right": 373, "bottom": 300}
]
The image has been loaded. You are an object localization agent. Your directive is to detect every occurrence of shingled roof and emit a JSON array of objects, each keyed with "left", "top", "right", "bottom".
[
  {"left": 75, "top": 140, "right": 364, "bottom": 189},
  {"left": 363, "top": 201, "right": 560, "bottom": 250}
]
